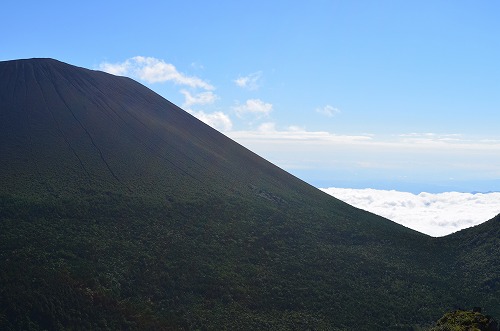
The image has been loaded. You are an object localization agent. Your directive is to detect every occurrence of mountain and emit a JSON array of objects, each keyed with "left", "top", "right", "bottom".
[{"left": 0, "top": 58, "right": 499, "bottom": 330}]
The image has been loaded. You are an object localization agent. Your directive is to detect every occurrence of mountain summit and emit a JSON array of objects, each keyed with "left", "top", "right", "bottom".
[
  {"left": 1, "top": 58, "right": 499, "bottom": 330},
  {"left": 0, "top": 58, "right": 296, "bottom": 199}
]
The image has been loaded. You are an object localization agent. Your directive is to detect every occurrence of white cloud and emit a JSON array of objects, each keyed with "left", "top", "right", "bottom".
[
  {"left": 181, "top": 90, "right": 218, "bottom": 107},
  {"left": 230, "top": 130, "right": 500, "bottom": 153},
  {"left": 99, "top": 62, "right": 129, "bottom": 76},
  {"left": 233, "top": 99, "right": 273, "bottom": 117},
  {"left": 99, "top": 56, "right": 214, "bottom": 90},
  {"left": 228, "top": 125, "right": 372, "bottom": 143},
  {"left": 187, "top": 109, "right": 232, "bottom": 132},
  {"left": 316, "top": 105, "right": 340, "bottom": 117},
  {"left": 234, "top": 71, "right": 262, "bottom": 90},
  {"left": 320, "top": 187, "right": 500, "bottom": 237},
  {"left": 398, "top": 133, "right": 464, "bottom": 145}
]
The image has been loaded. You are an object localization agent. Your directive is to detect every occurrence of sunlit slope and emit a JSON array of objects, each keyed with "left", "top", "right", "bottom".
[{"left": 0, "top": 58, "right": 498, "bottom": 330}]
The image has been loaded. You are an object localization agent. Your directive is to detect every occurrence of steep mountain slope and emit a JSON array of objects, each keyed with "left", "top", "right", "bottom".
[
  {"left": 438, "top": 214, "right": 500, "bottom": 314},
  {"left": 0, "top": 58, "right": 298, "bottom": 200},
  {"left": 0, "top": 58, "right": 498, "bottom": 330}
]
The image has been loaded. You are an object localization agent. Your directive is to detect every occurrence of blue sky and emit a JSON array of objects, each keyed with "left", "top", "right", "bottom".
[{"left": 3, "top": 1, "right": 500, "bottom": 193}]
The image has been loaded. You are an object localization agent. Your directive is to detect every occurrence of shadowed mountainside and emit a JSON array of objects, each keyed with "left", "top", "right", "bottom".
[{"left": 0, "top": 58, "right": 499, "bottom": 330}]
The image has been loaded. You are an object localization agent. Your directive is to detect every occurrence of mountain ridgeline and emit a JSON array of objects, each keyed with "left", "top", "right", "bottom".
[{"left": 0, "top": 58, "right": 499, "bottom": 330}]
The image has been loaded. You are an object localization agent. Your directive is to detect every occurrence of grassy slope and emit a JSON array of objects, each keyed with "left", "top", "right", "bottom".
[{"left": 0, "top": 59, "right": 498, "bottom": 330}]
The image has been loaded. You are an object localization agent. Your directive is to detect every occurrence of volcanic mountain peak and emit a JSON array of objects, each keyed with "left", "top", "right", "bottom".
[
  {"left": 1, "top": 58, "right": 499, "bottom": 330},
  {"left": 1, "top": 58, "right": 295, "bottom": 200}
]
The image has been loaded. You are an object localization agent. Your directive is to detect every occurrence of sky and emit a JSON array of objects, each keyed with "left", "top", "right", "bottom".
[{"left": 2, "top": 1, "right": 500, "bottom": 234}]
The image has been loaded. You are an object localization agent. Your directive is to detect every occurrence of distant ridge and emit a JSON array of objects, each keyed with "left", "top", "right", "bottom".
[{"left": 1, "top": 58, "right": 499, "bottom": 330}]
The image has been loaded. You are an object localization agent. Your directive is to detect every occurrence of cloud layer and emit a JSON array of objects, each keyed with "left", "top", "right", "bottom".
[{"left": 321, "top": 187, "right": 500, "bottom": 237}]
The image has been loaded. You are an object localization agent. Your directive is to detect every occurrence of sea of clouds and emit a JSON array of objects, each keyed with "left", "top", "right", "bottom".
[{"left": 320, "top": 188, "right": 500, "bottom": 237}]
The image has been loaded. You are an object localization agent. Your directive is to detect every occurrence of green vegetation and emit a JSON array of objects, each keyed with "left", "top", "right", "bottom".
[
  {"left": 1, "top": 58, "right": 500, "bottom": 330},
  {"left": 430, "top": 309, "right": 498, "bottom": 331},
  {"left": 3, "top": 189, "right": 500, "bottom": 330}
]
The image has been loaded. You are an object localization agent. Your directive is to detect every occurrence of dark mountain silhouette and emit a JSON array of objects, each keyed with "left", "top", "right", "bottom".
[{"left": 0, "top": 58, "right": 499, "bottom": 330}]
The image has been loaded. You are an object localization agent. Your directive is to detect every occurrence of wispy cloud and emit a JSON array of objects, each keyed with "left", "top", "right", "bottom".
[
  {"left": 316, "top": 105, "right": 340, "bottom": 117},
  {"left": 230, "top": 124, "right": 372, "bottom": 142},
  {"left": 389, "top": 133, "right": 500, "bottom": 152},
  {"left": 97, "top": 57, "right": 500, "bottom": 183},
  {"left": 225, "top": 128, "right": 500, "bottom": 183},
  {"left": 99, "top": 56, "right": 214, "bottom": 90},
  {"left": 233, "top": 99, "right": 273, "bottom": 117},
  {"left": 181, "top": 90, "right": 218, "bottom": 107},
  {"left": 398, "top": 133, "right": 463, "bottom": 144},
  {"left": 321, "top": 187, "right": 500, "bottom": 237},
  {"left": 234, "top": 71, "right": 262, "bottom": 90},
  {"left": 100, "top": 56, "right": 227, "bottom": 132}
]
